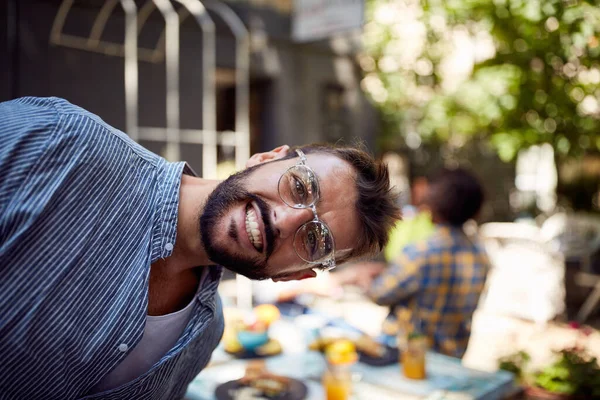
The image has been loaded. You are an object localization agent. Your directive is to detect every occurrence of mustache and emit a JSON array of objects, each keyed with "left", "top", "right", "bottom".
[{"left": 249, "top": 193, "right": 275, "bottom": 260}]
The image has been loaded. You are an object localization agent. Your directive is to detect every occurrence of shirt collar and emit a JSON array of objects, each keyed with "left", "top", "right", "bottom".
[
  {"left": 149, "top": 161, "right": 223, "bottom": 287},
  {"left": 150, "top": 161, "right": 196, "bottom": 263}
]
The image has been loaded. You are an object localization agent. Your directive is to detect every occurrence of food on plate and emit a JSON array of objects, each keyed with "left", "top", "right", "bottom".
[
  {"left": 229, "top": 386, "right": 267, "bottom": 400},
  {"left": 222, "top": 306, "right": 282, "bottom": 355},
  {"left": 224, "top": 334, "right": 243, "bottom": 354},
  {"left": 243, "top": 361, "right": 269, "bottom": 380},
  {"left": 254, "top": 304, "right": 281, "bottom": 326},
  {"left": 308, "top": 337, "right": 338, "bottom": 352},
  {"left": 248, "top": 377, "right": 288, "bottom": 397},
  {"left": 238, "top": 361, "right": 290, "bottom": 397},
  {"left": 255, "top": 339, "right": 282, "bottom": 356},
  {"left": 245, "top": 320, "right": 268, "bottom": 332},
  {"left": 309, "top": 335, "right": 387, "bottom": 359},
  {"left": 354, "top": 335, "right": 386, "bottom": 358},
  {"left": 325, "top": 340, "right": 358, "bottom": 365},
  {"left": 234, "top": 319, "right": 269, "bottom": 351},
  {"left": 224, "top": 329, "right": 281, "bottom": 356}
]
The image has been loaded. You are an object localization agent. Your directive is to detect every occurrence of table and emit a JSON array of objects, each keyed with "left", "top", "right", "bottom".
[
  {"left": 185, "top": 316, "right": 514, "bottom": 400},
  {"left": 186, "top": 352, "right": 514, "bottom": 400}
]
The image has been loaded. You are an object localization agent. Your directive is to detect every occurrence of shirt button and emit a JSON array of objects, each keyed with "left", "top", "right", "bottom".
[
  {"left": 118, "top": 343, "right": 129, "bottom": 352},
  {"left": 165, "top": 243, "right": 174, "bottom": 251}
]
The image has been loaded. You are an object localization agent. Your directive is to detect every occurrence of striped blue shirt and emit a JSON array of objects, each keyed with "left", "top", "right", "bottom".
[{"left": 0, "top": 97, "right": 224, "bottom": 399}]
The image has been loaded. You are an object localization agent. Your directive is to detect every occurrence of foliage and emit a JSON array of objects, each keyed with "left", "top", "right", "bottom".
[
  {"left": 499, "top": 348, "right": 600, "bottom": 396},
  {"left": 361, "top": 0, "right": 600, "bottom": 161},
  {"left": 499, "top": 350, "right": 531, "bottom": 383},
  {"left": 533, "top": 348, "right": 600, "bottom": 396}
]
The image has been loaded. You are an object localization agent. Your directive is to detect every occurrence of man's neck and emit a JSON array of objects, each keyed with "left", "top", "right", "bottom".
[
  {"left": 146, "top": 174, "right": 220, "bottom": 315},
  {"left": 160, "top": 174, "right": 220, "bottom": 274}
]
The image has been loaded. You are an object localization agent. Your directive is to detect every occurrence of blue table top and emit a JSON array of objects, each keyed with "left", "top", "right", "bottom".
[
  {"left": 186, "top": 351, "right": 513, "bottom": 400},
  {"left": 185, "top": 313, "right": 514, "bottom": 400}
]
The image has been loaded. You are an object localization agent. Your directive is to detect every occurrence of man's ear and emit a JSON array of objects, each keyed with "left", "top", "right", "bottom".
[
  {"left": 246, "top": 145, "right": 290, "bottom": 169},
  {"left": 271, "top": 268, "right": 317, "bottom": 282}
]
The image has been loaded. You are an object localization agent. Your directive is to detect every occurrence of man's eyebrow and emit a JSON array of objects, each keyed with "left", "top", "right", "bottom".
[{"left": 313, "top": 171, "right": 324, "bottom": 196}]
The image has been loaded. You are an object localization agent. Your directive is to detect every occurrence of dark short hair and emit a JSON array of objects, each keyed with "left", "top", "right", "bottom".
[
  {"left": 288, "top": 143, "right": 402, "bottom": 264},
  {"left": 426, "top": 167, "right": 484, "bottom": 226}
]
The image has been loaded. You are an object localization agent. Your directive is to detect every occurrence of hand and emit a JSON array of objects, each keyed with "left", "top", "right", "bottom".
[
  {"left": 332, "top": 262, "right": 386, "bottom": 291},
  {"left": 273, "top": 272, "right": 343, "bottom": 302},
  {"left": 355, "top": 261, "right": 386, "bottom": 278}
]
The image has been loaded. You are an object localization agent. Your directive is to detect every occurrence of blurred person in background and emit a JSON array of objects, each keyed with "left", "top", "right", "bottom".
[
  {"left": 336, "top": 167, "right": 488, "bottom": 358},
  {"left": 0, "top": 97, "right": 401, "bottom": 399},
  {"left": 384, "top": 170, "right": 435, "bottom": 260}
]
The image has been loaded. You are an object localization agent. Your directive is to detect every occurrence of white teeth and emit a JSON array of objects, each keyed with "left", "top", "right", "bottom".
[{"left": 245, "top": 207, "right": 262, "bottom": 250}]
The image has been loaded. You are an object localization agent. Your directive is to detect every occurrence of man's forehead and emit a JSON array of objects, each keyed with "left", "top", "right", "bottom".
[
  {"left": 305, "top": 153, "right": 359, "bottom": 252},
  {"left": 304, "top": 153, "right": 355, "bottom": 185}
]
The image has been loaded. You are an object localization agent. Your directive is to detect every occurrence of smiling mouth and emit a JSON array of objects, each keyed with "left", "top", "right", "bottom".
[{"left": 245, "top": 203, "right": 263, "bottom": 252}]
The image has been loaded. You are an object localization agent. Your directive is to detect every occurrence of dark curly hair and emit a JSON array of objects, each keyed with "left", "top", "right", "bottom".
[
  {"left": 426, "top": 167, "right": 485, "bottom": 226},
  {"left": 287, "top": 143, "right": 402, "bottom": 265}
]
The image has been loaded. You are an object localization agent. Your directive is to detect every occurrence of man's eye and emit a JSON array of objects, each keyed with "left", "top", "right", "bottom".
[
  {"left": 304, "top": 228, "right": 319, "bottom": 257},
  {"left": 292, "top": 176, "right": 307, "bottom": 203}
]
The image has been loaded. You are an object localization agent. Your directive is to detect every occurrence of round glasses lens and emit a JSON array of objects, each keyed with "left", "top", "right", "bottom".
[
  {"left": 278, "top": 165, "right": 319, "bottom": 208},
  {"left": 293, "top": 221, "right": 334, "bottom": 263}
]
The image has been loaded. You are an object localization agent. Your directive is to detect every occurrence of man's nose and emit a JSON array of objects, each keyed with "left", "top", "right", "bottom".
[{"left": 273, "top": 205, "right": 314, "bottom": 240}]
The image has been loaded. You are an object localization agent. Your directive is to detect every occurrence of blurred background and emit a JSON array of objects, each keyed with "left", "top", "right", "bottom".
[
  {"left": 2, "top": 0, "right": 600, "bottom": 396},
  {"left": 2, "top": 0, "right": 599, "bottom": 220}
]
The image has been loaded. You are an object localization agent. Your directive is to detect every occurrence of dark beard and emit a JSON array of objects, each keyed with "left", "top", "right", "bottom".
[{"left": 199, "top": 167, "right": 275, "bottom": 280}]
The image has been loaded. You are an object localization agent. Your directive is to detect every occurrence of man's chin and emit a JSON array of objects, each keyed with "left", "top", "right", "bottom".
[
  {"left": 205, "top": 247, "right": 270, "bottom": 280},
  {"left": 201, "top": 218, "right": 270, "bottom": 279},
  {"left": 223, "top": 264, "right": 271, "bottom": 281}
]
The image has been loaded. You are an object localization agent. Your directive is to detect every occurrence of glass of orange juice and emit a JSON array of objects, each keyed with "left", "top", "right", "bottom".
[
  {"left": 401, "top": 333, "right": 427, "bottom": 380},
  {"left": 323, "top": 367, "right": 352, "bottom": 400},
  {"left": 322, "top": 340, "right": 357, "bottom": 400}
]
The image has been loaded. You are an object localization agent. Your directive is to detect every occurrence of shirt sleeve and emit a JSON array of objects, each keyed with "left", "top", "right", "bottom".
[{"left": 368, "top": 246, "right": 423, "bottom": 306}]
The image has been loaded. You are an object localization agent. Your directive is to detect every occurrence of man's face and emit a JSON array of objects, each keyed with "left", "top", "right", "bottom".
[{"left": 200, "top": 153, "right": 360, "bottom": 281}]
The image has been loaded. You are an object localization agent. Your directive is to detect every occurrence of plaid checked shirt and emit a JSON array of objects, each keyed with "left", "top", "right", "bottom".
[{"left": 368, "top": 224, "right": 489, "bottom": 358}]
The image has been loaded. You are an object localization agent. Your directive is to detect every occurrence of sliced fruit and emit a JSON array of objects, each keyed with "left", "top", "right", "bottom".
[
  {"left": 325, "top": 339, "right": 358, "bottom": 365},
  {"left": 254, "top": 304, "right": 281, "bottom": 326}
]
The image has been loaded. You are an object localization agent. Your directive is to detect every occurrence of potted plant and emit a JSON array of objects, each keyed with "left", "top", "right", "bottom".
[
  {"left": 524, "top": 347, "right": 600, "bottom": 399},
  {"left": 499, "top": 323, "right": 600, "bottom": 399},
  {"left": 499, "top": 343, "right": 600, "bottom": 399}
]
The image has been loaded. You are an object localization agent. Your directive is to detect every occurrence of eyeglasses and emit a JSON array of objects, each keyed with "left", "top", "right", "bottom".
[{"left": 277, "top": 149, "right": 336, "bottom": 272}]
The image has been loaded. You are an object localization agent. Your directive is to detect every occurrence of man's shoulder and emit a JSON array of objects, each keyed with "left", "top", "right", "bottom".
[
  {"left": 0, "top": 97, "right": 61, "bottom": 131},
  {"left": 3, "top": 96, "right": 64, "bottom": 111},
  {"left": 2, "top": 96, "right": 91, "bottom": 123},
  {"left": 11, "top": 96, "right": 101, "bottom": 118},
  {"left": 18, "top": 97, "right": 163, "bottom": 166}
]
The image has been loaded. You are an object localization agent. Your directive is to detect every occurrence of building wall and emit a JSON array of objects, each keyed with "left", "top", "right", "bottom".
[
  {"left": 262, "top": 39, "right": 376, "bottom": 150},
  {"left": 1, "top": 0, "right": 377, "bottom": 174}
]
